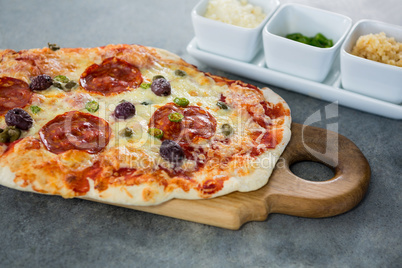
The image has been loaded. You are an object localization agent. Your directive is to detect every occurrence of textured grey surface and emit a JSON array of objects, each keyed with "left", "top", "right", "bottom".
[{"left": 0, "top": 0, "right": 401, "bottom": 267}]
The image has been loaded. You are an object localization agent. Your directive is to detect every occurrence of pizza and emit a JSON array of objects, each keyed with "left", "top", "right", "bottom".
[{"left": 0, "top": 44, "right": 291, "bottom": 206}]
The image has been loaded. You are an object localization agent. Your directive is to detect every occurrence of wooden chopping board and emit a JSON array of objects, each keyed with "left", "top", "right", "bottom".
[{"left": 90, "top": 123, "right": 371, "bottom": 230}]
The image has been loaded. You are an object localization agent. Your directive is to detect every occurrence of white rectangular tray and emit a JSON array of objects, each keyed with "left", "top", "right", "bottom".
[{"left": 187, "top": 38, "right": 402, "bottom": 120}]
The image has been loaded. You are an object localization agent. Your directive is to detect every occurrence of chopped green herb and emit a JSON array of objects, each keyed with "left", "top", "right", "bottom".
[
  {"left": 217, "top": 101, "right": 229, "bottom": 110},
  {"left": 140, "top": 82, "right": 152, "bottom": 89},
  {"left": 30, "top": 105, "right": 42, "bottom": 114},
  {"left": 141, "top": 101, "right": 151, "bottom": 105},
  {"left": 85, "top": 100, "right": 99, "bottom": 113},
  {"left": 286, "top": 32, "right": 333, "bottom": 48},
  {"left": 173, "top": 97, "right": 189, "bottom": 107},
  {"left": 148, "top": 127, "right": 164, "bottom": 139}
]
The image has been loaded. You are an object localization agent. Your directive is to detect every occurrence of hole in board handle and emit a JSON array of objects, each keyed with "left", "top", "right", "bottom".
[{"left": 290, "top": 161, "right": 334, "bottom": 182}]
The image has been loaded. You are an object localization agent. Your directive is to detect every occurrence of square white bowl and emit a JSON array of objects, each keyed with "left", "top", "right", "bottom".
[
  {"left": 191, "top": 0, "right": 280, "bottom": 62},
  {"left": 262, "top": 3, "right": 352, "bottom": 82},
  {"left": 340, "top": 19, "right": 402, "bottom": 104}
]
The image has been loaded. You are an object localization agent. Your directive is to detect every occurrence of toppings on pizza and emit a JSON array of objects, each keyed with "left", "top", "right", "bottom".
[
  {"left": 149, "top": 103, "right": 217, "bottom": 145},
  {"left": 148, "top": 127, "right": 164, "bottom": 139},
  {"left": 0, "top": 126, "right": 21, "bottom": 143},
  {"left": 0, "top": 77, "right": 32, "bottom": 115},
  {"left": 0, "top": 44, "right": 292, "bottom": 206},
  {"left": 85, "top": 100, "right": 100, "bottom": 113},
  {"left": 5, "top": 108, "right": 33, "bottom": 130},
  {"left": 151, "top": 76, "right": 171, "bottom": 96},
  {"left": 119, "top": 127, "right": 134, "bottom": 138},
  {"left": 173, "top": 97, "right": 190, "bottom": 107},
  {"left": 160, "top": 139, "right": 185, "bottom": 165},
  {"left": 39, "top": 111, "right": 112, "bottom": 154},
  {"left": 174, "top": 69, "right": 187, "bottom": 77},
  {"left": 53, "top": 75, "right": 78, "bottom": 92},
  {"left": 114, "top": 101, "right": 136, "bottom": 120},
  {"left": 29, "top": 74, "right": 53, "bottom": 91},
  {"left": 80, "top": 57, "right": 143, "bottom": 95},
  {"left": 221, "top": 123, "right": 233, "bottom": 137}
]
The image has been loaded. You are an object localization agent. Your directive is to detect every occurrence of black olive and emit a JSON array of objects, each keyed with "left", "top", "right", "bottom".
[
  {"left": 151, "top": 78, "right": 171, "bottom": 96},
  {"left": 30, "top": 74, "right": 53, "bottom": 91},
  {"left": 114, "top": 102, "right": 136, "bottom": 120},
  {"left": 5, "top": 108, "right": 33, "bottom": 130},
  {"left": 160, "top": 139, "right": 185, "bottom": 164}
]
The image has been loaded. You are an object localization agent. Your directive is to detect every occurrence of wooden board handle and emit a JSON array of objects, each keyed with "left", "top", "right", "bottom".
[
  {"left": 265, "top": 123, "right": 371, "bottom": 218},
  {"left": 88, "top": 123, "right": 370, "bottom": 230}
]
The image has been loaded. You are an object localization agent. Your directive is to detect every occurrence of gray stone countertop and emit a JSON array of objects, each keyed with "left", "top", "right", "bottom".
[{"left": 0, "top": 0, "right": 401, "bottom": 267}]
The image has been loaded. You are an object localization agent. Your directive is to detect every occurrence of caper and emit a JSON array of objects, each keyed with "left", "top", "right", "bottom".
[
  {"left": 152, "top": 75, "right": 165, "bottom": 81},
  {"left": 217, "top": 101, "right": 229, "bottom": 110},
  {"left": 221, "top": 124, "right": 233, "bottom": 137},
  {"left": 0, "top": 126, "right": 21, "bottom": 143},
  {"left": 48, "top": 43, "right": 60, "bottom": 51},
  {"left": 65, "top": 81, "right": 78, "bottom": 90},
  {"left": 8, "top": 127, "right": 21, "bottom": 142},
  {"left": 0, "top": 130, "right": 8, "bottom": 143},
  {"left": 119, "top": 127, "right": 134, "bottom": 138},
  {"left": 174, "top": 69, "right": 187, "bottom": 77},
  {"left": 53, "top": 81, "right": 63, "bottom": 89}
]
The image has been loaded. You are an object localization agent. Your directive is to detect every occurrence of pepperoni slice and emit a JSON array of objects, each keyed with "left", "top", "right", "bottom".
[
  {"left": 39, "top": 111, "right": 112, "bottom": 154},
  {"left": 182, "top": 106, "right": 217, "bottom": 142},
  {"left": 80, "top": 57, "right": 143, "bottom": 95},
  {"left": 0, "top": 77, "right": 32, "bottom": 115},
  {"left": 149, "top": 103, "right": 217, "bottom": 144},
  {"left": 149, "top": 104, "right": 182, "bottom": 141}
]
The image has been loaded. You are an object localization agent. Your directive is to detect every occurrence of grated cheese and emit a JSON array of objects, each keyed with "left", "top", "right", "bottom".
[{"left": 204, "top": 0, "right": 267, "bottom": 28}]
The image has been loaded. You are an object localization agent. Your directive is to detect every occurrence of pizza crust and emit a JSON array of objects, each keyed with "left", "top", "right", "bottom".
[{"left": 0, "top": 44, "right": 291, "bottom": 206}]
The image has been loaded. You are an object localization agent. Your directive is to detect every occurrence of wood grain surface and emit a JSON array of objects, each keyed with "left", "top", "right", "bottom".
[{"left": 91, "top": 123, "right": 371, "bottom": 230}]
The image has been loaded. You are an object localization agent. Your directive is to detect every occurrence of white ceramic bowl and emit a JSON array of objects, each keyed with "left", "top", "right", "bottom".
[
  {"left": 191, "top": 0, "right": 280, "bottom": 62},
  {"left": 262, "top": 3, "right": 352, "bottom": 82},
  {"left": 341, "top": 20, "right": 402, "bottom": 104}
]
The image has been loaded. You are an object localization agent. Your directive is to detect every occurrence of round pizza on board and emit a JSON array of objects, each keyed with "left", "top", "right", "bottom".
[{"left": 0, "top": 44, "right": 291, "bottom": 206}]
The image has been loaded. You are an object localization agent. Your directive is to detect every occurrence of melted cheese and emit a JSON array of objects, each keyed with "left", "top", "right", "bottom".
[{"left": 0, "top": 45, "right": 292, "bottom": 204}]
